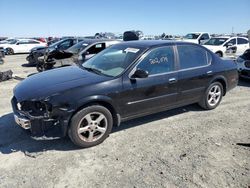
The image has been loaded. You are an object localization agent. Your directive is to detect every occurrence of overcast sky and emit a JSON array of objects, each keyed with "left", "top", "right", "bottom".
[{"left": 0, "top": 0, "right": 249, "bottom": 37}]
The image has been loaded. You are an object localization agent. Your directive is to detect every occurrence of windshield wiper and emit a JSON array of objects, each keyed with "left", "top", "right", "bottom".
[{"left": 83, "top": 67, "right": 103, "bottom": 75}]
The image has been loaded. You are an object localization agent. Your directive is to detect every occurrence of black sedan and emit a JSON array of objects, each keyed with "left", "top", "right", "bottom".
[
  {"left": 26, "top": 38, "right": 83, "bottom": 67},
  {"left": 12, "top": 41, "right": 238, "bottom": 148}
]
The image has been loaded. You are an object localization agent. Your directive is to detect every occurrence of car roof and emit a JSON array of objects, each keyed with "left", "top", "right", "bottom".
[
  {"left": 118, "top": 40, "right": 194, "bottom": 48},
  {"left": 211, "top": 36, "right": 231, "bottom": 39},
  {"left": 79, "top": 39, "right": 120, "bottom": 44}
]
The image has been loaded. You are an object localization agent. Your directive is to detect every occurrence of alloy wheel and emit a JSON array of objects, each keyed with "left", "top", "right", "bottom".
[
  {"left": 207, "top": 85, "right": 222, "bottom": 106},
  {"left": 77, "top": 112, "right": 107, "bottom": 142}
]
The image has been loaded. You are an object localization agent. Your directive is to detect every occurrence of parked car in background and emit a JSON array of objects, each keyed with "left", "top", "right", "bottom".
[
  {"left": 224, "top": 37, "right": 249, "bottom": 59},
  {"left": 0, "top": 38, "right": 16, "bottom": 44},
  {"left": 182, "top": 32, "right": 210, "bottom": 44},
  {"left": 37, "top": 39, "right": 120, "bottom": 71},
  {"left": 12, "top": 40, "right": 238, "bottom": 148},
  {"left": 26, "top": 39, "right": 62, "bottom": 65},
  {"left": 203, "top": 36, "right": 249, "bottom": 57},
  {"left": 236, "top": 49, "right": 250, "bottom": 79},
  {"left": 43, "top": 38, "right": 84, "bottom": 63},
  {"left": 0, "top": 47, "right": 5, "bottom": 64},
  {"left": 0, "top": 39, "right": 46, "bottom": 55}
]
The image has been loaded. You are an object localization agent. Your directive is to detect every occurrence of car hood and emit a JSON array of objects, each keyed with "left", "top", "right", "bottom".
[{"left": 14, "top": 66, "right": 110, "bottom": 102}]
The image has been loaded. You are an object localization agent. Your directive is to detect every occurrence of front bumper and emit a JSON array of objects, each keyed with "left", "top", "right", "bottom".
[
  {"left": 11, "top": 97, "right": 69, "bottom": 138},
  {"left": 14, "top": 114, "right": 31, "bottom": 129}
]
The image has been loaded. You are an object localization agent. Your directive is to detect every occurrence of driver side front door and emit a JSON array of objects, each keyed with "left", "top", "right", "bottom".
[{"left": 119, "top": 46, "right": 179, "bottom": 119}]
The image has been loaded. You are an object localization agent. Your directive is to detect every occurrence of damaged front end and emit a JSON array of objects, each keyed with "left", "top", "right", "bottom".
[{"left": 11, "top": 96, "right": 73, "bottom": 139}]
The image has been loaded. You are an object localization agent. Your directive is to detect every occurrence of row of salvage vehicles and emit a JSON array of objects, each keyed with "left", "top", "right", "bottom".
[{"left": 25, "top": 33, "right": 250, "bottom": 79}]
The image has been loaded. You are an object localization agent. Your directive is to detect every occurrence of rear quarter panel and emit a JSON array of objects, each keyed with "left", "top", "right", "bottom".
[{"left": 212, "top": 55, "right": 238, "bottom": 92}]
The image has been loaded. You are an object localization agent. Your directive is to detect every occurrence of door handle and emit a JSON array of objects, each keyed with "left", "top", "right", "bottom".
[
  {"left": 207, "top": 71, "right": 213, "bottom": 76},
  {"left": 169, "top": 78, "right": 177, "bottom": 84}
]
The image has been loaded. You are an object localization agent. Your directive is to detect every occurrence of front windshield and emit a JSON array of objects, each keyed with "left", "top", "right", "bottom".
[
  {"left": 204, "top": 38, "right": 228, "bottom": 45},
  {"left": 82, "top": 45, "right": 145, "bottom": 77},
  {"left": 8, "top": 39, "right": 17, "bottom": 44},
  {"left": 184, "top": 33, "right": 200, "bottom": 39},
  {"left": 67, "top": 41, "right": 89, "bottom": 54}
]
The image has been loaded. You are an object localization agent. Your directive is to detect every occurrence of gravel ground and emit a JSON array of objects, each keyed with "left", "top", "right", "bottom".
[{"left": 0, "top": 55, "right": 249, "bottom": 188}]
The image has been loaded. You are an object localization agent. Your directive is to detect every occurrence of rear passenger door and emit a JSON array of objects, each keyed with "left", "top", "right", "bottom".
[
  {"left": 237, "top": 38, "right": 249, "bottom": 56},
  {"left": 176, "top": 45, "right": 212, "bottom": 104}
]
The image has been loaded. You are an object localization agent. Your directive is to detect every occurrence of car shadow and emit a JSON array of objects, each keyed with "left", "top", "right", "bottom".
[
  {"left": 236, "top": 143, "right": 250, "bottom": 148},
  {"left": 21, "top": 63, "right": 36, "bottom": 67},
  {"left": 238, "top": 78, "right": 250, "bottom": 87},
  {"left": 0, "top": 104, "right": 201, "bottom": 155}
]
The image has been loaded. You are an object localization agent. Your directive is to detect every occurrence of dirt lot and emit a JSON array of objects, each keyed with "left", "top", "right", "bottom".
[{"left": 0, "top": 54, "right": 249, "bottom": 188}]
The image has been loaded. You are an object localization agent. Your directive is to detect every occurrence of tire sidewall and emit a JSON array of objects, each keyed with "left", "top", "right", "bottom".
[
  {"left": 205, "top": 82, "right": 223, "bottom": 110},
  {"left": 6, "top": 48, "right": 14, "bottom": 55},
  {"left": 69, "top": 105, "right": 113, "bottom": 148}
]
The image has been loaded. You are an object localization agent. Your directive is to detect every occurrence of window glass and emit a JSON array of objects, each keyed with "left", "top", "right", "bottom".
[
  {"left": 204, "top": 38, "right": 228, "bottom": 45},
  {"left": 226, "top": 38, "right": 236, "bottom": 45},
  {"left": 28, "top": 40, "right": 40, "bottom": 44},
  {"left": 58, "top": 40, "right": 72, "bottom": 50},
  {"left": 87, "top": 43, "right": 106, "bottom": 54},
  {"left": 237, "top": 38, "right": 249, "bottom": 45},
  {"left": 67, "top": 41, "right": 89, "bottom": 54},
  {"left": 137, "top": 46, "right": 175, "bottom": 75},
  {"left": 17, "top": 40, "right": 28, "bottom": 44},
  {"left": 82, "top": 45, "right": 145, "bottom": 77},
  {"left": 184, "top": 33, "right": 200, "bottom": 39},
  {"left": 201, "top": 34, "right": 209, "bottom": 40},
  {"left": 177, "top": 45, "right": 209, "bottom": 69}
]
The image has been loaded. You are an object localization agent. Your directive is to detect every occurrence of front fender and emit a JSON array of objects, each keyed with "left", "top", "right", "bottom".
[{"left": 75, "top": 95, "right": 118, "bottom": 112}]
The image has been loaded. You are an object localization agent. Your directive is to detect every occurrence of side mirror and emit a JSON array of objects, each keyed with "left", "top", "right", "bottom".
[
  {"left": 16, "top": 43, "right": 19, "bottom": 45},
  {"left": 131, "top": 69, "right": 149, "bottom": 79}
]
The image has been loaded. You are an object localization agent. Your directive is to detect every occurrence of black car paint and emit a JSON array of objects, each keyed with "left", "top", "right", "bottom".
[
  {"left": 12, "top": 41, "right": 238, "bottom": 138},
  {"left": 26, "top": 46, "right": 47, "bottom": 65},
  {"left": 26, "top": 38, "right": 81, "bottom": 65},
  {"left": 43, "top": 39, "right": 117, "bottom": 69}
]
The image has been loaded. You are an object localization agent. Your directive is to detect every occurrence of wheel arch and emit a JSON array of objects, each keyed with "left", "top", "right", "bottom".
[
  {"left": 71, "top": 96, "right": 120, "bottom": 127},
  {"left": 215, "top": 51, "right": 223, "bottom": 57},
  {"left": 209, "top": 76, "right": 227, "bottom": 96}
]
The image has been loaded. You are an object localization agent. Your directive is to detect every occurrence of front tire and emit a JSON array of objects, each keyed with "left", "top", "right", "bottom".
[
  {"left": 6, "top": 48, "right": 14, "bottom": 55},
  {"left": 68, "top": 105, "right": 113, "bottom": 148},
  {"left": 36, "top": 62, "right": 44, "bottom": 72},
  {"left": 199, "top": 82, "right": 223, "bottom": 110},
  {"left": 215, "top": 52, "right": 222, "bottom": 57}
]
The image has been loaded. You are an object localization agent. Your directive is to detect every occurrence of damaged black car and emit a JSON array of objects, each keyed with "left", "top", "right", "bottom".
[
  {"left": 12, "top": 41, "right": 238, "bottom": 148},
  {"left": 37, "top": 39, "right": 120, "bottom": 71}
]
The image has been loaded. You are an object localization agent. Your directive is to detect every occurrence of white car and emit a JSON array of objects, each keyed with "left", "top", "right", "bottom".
[
  {"left": 203, "top": 36, "right": 249, "bottom": 58},
  {"left": 182, "top": 32, "right": 210, "bottom": 44},
  {"left": 0, "top": 39, "right": 46, "bottom": 55}
]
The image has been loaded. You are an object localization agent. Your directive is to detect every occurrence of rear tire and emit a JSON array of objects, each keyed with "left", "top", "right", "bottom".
[
  {"left": 68, "top": 105, "right": 113, "bottom": 148},
  {"left": 199, "top": 82, "right": 223, "bottom": 110}
]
